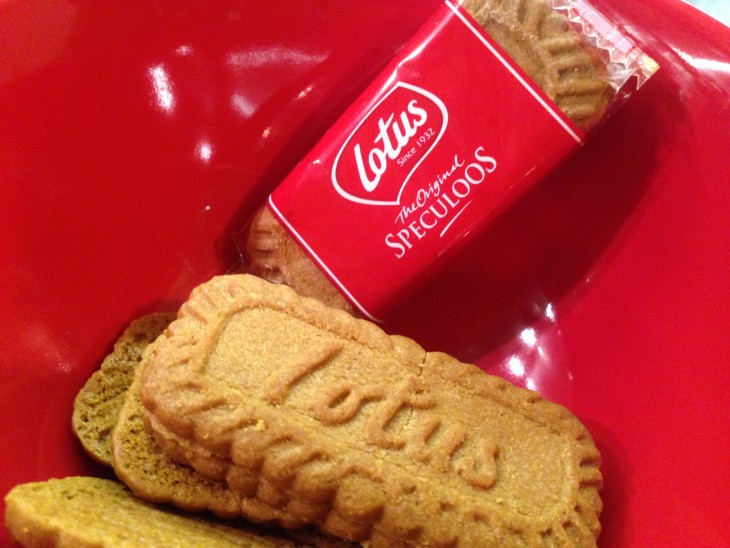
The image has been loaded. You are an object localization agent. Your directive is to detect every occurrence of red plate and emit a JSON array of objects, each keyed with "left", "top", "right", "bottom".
[{"left": 1, "top": 1, "right": 728, "bottom": 546}]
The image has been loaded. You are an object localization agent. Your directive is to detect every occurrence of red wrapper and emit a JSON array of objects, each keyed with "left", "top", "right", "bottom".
[{"left": 244, "top": 0, "right": 658, "bottom": 321}]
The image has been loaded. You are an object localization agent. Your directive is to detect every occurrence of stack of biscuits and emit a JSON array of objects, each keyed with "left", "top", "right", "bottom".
[
  {"left": 5, "top": 1, "right": 609, "bottom": 545},
  {"left": 7, "top": 274, "right": 602, "bottom": 547}
]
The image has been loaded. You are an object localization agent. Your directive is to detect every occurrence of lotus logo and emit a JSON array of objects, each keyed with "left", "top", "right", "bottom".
[{"left": 332, "top": 82, "right": 448, "bottom": 206}]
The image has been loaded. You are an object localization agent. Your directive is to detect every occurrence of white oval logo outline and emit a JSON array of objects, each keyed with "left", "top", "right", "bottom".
[{"left": 331, "top": 81, "right": 449, "bottom": 206}]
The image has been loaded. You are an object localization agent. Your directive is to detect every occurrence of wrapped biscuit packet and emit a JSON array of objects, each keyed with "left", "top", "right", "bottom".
[{"left": 238, "top": 0, "right": 658, "bottom": 321}]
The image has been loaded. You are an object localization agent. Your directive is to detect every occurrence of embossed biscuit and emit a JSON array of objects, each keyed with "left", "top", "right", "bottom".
[
  {"left": 69, "top": 313, "right": 351, "bottom": 547},
  {"left": 245, "top": 0, "right": 613, "bottom": 311},
  {"left": 113, "top": 343, "right": 314, "bottom": 528},
  {"left": 111, "top": 355, "right": 357, "bottom": 548},
  {"left": 141, "top": 275, "right": 603, "bottom": 547},
  {"left": 462, "top": 0, "right": 613, "bottom": 130}
]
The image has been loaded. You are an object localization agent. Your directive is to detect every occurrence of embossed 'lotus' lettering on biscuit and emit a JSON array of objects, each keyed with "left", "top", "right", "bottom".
[
  {"left": 264, "top": 346, "right": 498, "bottom": 490},
  {"left": 141, "top": 275, "right": 603, "bottom": 546}
]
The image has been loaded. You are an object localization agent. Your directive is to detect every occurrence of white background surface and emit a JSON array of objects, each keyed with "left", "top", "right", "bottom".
[{"left": 684, "top": 0, "right": 730, "bottom": 25}]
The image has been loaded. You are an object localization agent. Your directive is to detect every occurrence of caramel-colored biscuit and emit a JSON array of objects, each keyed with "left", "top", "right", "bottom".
[
  {"left": 246, "top": 0, "right": 613, "bottom": 311},
  {"left": 113, "top": 343, "right": 302, "bottom": 526},
  {"left": 72, "top": 312, "right": 176, "bottom": 465},
  {"left": 68, "top": 313, "right": 349, "bottom": 547},
  {"left": 245, "top": 206, "right": 355, "bottom": 315},
  {"left": 4, "top": 476, "right": 298, "bottom": 547},
  {"left": 462, "top": 0, "right": 612, "bottom": 130},
  {"left": 111, "top": 333, "right": 357, "bottom": 548},
  {"left": 141, "top": 275, "right": 602, "bottom": 547}
]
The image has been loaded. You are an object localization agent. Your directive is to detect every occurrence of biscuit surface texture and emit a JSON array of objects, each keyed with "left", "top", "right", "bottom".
[
  {"left": 112, "top": 357, "right": 356, "bottom": 548},
  {"left": 72, "top": 312, "right": 176, "bottom": 465},
  {"left": 141, "top": 275, "right": 602, "bottom": 547},
  {"left": 245, "top": 206, "right": 356, "bottom": 315},
  {"left": 462, "top": 0, "right": 612, "bottom": 130},
  {"left": 114, "top": 347, "right": 308, "bottom": 526},
  {"left": 4, "top": 476, "right": 298, "bottom": 547}
]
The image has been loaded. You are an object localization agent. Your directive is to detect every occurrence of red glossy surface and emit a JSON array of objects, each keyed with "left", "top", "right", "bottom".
[{"left": 1, "top": 1, "right": 728, "bottom": 546}]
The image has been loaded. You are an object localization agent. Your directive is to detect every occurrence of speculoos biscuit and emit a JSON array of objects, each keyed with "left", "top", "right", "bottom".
[
  {"left": 462, "top": 0, "right": 612, "bottom": 130},
  {"left": 4, "top": 476, "right": 299, "bottom": 547},
  {"left": 114, "top": 341, "right": 308, "bottom": 525},
  {"left": 66, "top": 313, "right": 349, "bottom": 547},
  {"left": 111, "top": 346, "right": 356, "bottom": 548},
  {"left": 69, "top": 314, "right": 292, "bottom": 526},
  {"left": 141, "top": 274, "right": 603, "bottom": 546},
  {"left": 245, "top": 0, "right": 613, "bottom": 312},
  {"left": 72, "top": 312, "right": 176, "bottom": 465},
  {"left": 245, "top": 206, "right": 355, "bottom": 315}
]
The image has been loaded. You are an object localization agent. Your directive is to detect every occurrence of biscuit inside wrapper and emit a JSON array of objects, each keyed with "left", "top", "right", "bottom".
[{"left": 236, "top": 0, "right": 658, "bottom": 320}]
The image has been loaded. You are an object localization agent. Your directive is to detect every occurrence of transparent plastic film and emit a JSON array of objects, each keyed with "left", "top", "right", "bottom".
[
  {"left": 459, "top": 0, "right": 659, "bottom": 129},
  {"left": 547, "top": 0, "right": 660, "bottom": 90}
]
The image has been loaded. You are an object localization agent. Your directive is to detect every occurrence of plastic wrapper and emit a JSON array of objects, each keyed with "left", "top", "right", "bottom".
[{"left": 235, "top": 0, "right": 658, "bottom": 321}]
